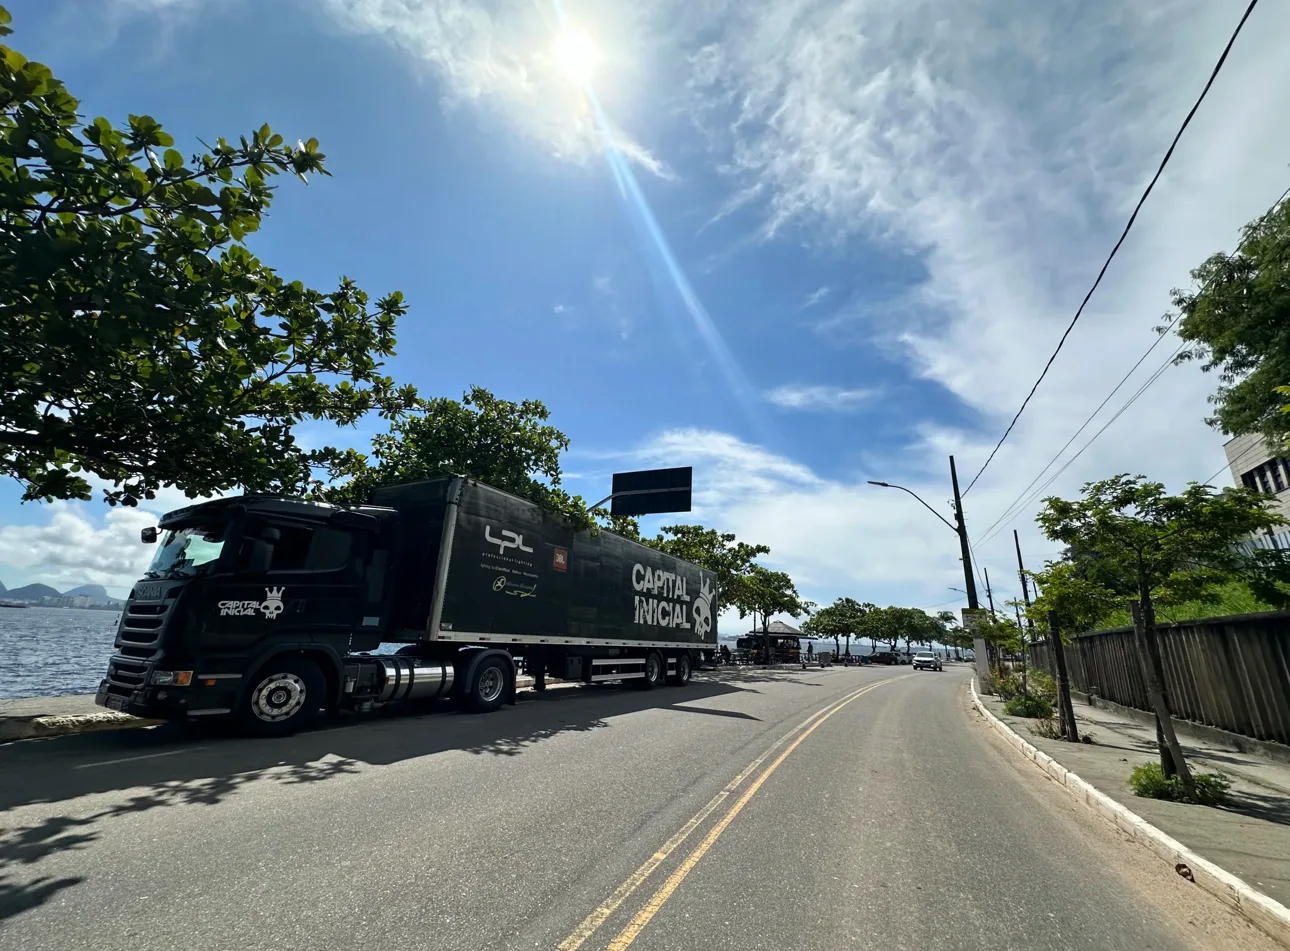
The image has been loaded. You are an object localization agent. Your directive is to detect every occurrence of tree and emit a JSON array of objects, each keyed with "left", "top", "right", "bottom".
[
  {"left": 643, "top": 524, "right": 769, "bottom": 600},
  {"left": 936, "top": 610, "right": 972, "bottom": 658},
  {"left": 860, "top": 605, "right": 938, "bottom": 654},
  {"left": 1168, "top": 198, "right": 1290, "bottom": 445},
  {"left": 0, "top": 10, "right": 415, "bottom": 505},
  {"left": 1037, "top": 474, "right": 1290, "bottom": 797},
  {"left": 1026, "top": 562, "right": 1119, "bottom": 635},
  {"left": 801, "top": 597, "right": 869, "bottom": 658},
  {"left": 725, "top": 564, "right": 806, "bottom": 663},
  {"left": 312, "top": 386, "right": 593, "bottom": 527}
]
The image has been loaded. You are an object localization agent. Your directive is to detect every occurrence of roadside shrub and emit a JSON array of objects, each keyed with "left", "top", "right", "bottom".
[
  {"left": 1003, "top": 694, "right": 1053, "bottom": 719},
  {"left": 1027, "top": 668, "right": 1057, "bottom": 703},
  {"left": 1029, "top": 717, "right": 1063, "bottom": 740},
  {"left": 994, "top": 671, "right": 1026, "bottom": 700},
  {"left": 1128, "top": 763, "right": 1231, "bottom": 806}
]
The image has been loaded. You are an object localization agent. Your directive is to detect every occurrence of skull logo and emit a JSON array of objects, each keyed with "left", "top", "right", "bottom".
[
  {"left": 692, "top": 578, "right": 714, "bottom": 637},
  {"left": 260, "top": 586, "right": 285, "bottom": 620}
]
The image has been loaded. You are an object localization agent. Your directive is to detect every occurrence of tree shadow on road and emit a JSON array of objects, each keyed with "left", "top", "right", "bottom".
[
  {"left": 0, "top": 680, "right": 761, "bottom": 816},
  {"left": 1218, "top": 788, "right": 1290, "bottom": 827},
  {"left": 0, "top": 875, "right": 83, "bottom": 924}
]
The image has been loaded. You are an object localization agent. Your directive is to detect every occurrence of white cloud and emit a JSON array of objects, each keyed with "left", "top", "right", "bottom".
[
  {"left": 660, "top": 0, "right": 1290, "bottom": 581},
  {"left": 801, "top": 285, "right": 830, "bottom": 308},
  {"left": 622, "top": 427, "right": 1072, "bottom": 617},
  {"left": 0, "top": 504, "right": 157, "bottom": 597},
  {"left": 318, "top": 0, "right": 669, "bottom": 177},
  {"left": 765, "top": 384, "right": 878, "bottom": 412}
]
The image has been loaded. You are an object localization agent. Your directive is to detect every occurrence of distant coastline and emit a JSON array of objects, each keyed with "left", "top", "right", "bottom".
[{"left": 0, "top": 601, "right": 120, "bottom": 611}]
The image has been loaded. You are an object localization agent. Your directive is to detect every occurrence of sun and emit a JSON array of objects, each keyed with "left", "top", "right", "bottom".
[{"left": 553, "top": 27, "right": 602, "bottom": 86}]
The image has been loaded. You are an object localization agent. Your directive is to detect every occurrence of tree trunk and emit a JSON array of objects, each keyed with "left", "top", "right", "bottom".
[
  {"left": 833, "top": 635, "right": 840, "bottom": 657},
  {"left": 1130, "top": 599, "right": 1196, "bottom": 799},
  {"left": 1046, "top": 611, "right": 1078, "bottom": 742},
  {"left": 844, "top": 634, "right": 852, "bottom": 656}
]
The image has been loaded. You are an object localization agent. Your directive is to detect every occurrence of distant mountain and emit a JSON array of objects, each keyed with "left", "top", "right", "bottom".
[
  {"left": 64, "top": 584, "right": 110, "bottom": 600},
  {"left": 0, "top": 578, "right": 6, "bottom": 594},
  {"left": 5, "top": 583, "right": 61, "bottom": 601}
]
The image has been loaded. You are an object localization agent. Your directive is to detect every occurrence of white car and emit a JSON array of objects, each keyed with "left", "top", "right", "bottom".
[{"left": 912, "top": 651, "right": 942, "bottom": 671}]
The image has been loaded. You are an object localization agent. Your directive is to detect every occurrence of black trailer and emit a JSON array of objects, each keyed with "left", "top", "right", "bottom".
[{"left": 94, "top": 477, "right": 718, "bottom": 736}]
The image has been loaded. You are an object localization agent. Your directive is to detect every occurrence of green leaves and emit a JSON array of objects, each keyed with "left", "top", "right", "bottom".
[
  {"left": 1035, "top": 473, "right": 1290, "bottom": 630},
  {"left": 310, "top": 387, "right": 592, "bottom": 529},
  {"left": 1170, "top": 200, "right": 1290, "bottom": 444},
  {"left": 0, "top": 10, "right": 413, "bottom": 506}
]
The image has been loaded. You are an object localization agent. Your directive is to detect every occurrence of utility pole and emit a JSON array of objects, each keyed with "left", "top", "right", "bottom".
[
  {"left": 983, "top": 566, "right": 996, "bottom": 616},
  {"left": 1013, "top": 600, "right": 1027, "bottom": 696},
  {"left": 949, "top": 455, "right": 988, "bottom": 683},
  {"left": 1013, "top": 530, "right": 1036, "bottom": 636},
  {"left": 1014, "top": 528, "right": 1036, "bottom": 695},
  {"left": 949, "top": 456, "right": 980, "bottom": 611}
]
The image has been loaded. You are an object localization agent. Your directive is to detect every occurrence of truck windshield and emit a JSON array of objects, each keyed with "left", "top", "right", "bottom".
[{"left": 144, "top": 524, "right": 226, "bottom": 579}]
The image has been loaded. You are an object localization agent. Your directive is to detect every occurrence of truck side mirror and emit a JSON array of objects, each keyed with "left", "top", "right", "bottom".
[{"left": 141, "top": 527, "right": 158, "bottom": 544}]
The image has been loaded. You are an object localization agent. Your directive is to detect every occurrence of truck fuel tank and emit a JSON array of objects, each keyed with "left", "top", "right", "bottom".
[{"left": 375, "top": 656, "right": 455, "bottom": 703}]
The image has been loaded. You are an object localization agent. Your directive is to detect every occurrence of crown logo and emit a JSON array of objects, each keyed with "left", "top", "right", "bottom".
[{"left": 264, "top": 586, "right": 285, "bottom": 600}]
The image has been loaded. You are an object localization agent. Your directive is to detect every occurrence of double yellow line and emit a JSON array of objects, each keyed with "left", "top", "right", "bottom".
[{"left": 558, "top": 676, "right": 897, "bottom": 951}]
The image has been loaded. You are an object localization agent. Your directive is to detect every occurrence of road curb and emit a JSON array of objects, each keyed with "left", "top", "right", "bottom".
[
  {"left": 970, "top": 678, "right": 1290, "bottom": 949},
  {"left": 0, "top": 711, "right": 163, "bottom": 743},
  {"left": 1, "top": 674, "right": 541, "bottom": 744}
]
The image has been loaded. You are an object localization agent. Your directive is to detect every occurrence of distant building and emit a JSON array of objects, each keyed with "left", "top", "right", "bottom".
[{"left": 1224, "top": 433, "right": 1290, "bottom": 548}]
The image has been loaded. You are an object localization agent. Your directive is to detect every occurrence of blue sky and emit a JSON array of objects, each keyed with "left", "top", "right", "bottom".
[{"left": 4, "top": 0, "right": 1290, "bottom": 627}]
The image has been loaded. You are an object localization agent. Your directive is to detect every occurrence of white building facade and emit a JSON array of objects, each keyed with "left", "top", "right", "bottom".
[{"left": 1224, "top": 432, "right": 1290, "bottom": 548}]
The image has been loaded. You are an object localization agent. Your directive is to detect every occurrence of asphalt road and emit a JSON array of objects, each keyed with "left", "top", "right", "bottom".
[{"left": 0, "top": 665, "right": 1278, "bottom": 951}]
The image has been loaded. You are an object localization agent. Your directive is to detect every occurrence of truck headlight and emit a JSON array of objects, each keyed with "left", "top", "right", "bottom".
[{"left": 151, "top": 670, "right": 193, "bottom": 686}]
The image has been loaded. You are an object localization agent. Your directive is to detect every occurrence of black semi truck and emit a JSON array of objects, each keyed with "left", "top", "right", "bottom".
[{"left": 94, "top": 477, "right": 718, "bottom": 736}]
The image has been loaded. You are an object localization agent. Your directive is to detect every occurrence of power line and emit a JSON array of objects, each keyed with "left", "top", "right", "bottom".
[
  {"left": 977, "top": 338, "right": 1184, "bottom": 546},
  {"left": 962, "top": 0, "right": 1263, "bottom": 497},
  {"left": 975, "top": 181, "right": 1290, "bottom": 545},
  {"left": 975, "top": 325, "right": 1177, "bottom": 538}
]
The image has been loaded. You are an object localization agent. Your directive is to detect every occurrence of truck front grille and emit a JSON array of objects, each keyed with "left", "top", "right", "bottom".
[{"left": 106, "top": 656, "right": 148, "bottom": 693}]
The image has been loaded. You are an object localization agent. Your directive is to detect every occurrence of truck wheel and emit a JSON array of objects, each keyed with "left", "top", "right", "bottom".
[
  {"left": 466, "top": 656, "right": 511, "bottom": 713},
  {"left": 667, "top": 652, "right": 693, "bottom": 686},
  {"left": 638, "top": 650, "right": 664, "bottom": 691},
  {"left": 238, "top": 656, "right": 324, "bottom": 738}
]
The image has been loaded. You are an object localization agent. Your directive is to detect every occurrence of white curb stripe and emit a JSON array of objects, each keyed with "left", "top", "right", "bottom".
[{"left": 970, "top": 678, "right": 1290, "bottom": 948}]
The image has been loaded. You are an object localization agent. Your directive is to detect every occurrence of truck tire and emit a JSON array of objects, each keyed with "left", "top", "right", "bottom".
[
  {"left": 638, "top": 650, "right": 665, "bottom": 691},
  {"left": 466, "top": 655, "right": 511, "bottom": 713},
  {"left": 667, "top": 652, "right": 693, "bottom": 686},
  {"left": 238, "top": 656, "right": 325, "bottom": 738}
]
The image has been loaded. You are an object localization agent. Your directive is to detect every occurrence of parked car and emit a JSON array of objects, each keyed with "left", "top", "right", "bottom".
[
  {"left": 913, "top": 651, "right": 942, "bottom": 671},
  {"left": 870, "top": 651, "right": 900, "bottom": 665}
]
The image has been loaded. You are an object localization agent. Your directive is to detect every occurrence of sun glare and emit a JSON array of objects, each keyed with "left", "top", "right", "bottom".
[{"left": 553, "top": 28, "right": 601, "bottom": 86}]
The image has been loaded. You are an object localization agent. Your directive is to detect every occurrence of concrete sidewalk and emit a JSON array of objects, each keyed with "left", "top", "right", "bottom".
[{"left": 980, "top": 690, "right": 1290, "bottom": 910}]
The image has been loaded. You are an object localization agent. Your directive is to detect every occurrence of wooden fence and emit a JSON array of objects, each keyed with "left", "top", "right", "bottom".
[{"left": 1028, "top": 610, "right": 1290, "bottom": 745}]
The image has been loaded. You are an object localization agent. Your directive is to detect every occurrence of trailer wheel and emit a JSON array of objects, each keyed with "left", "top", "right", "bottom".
[
  {"left": 238, "top": 656, "right": 324, "bottom": 738},
  {"left": 466, "top": 655, "right": 511, "bottom": 713},
  {"left": 667, "top": 652, "right": 693, "bottom": 686}
]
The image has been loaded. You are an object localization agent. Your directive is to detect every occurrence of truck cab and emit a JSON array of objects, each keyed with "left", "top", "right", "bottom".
[{"left": 96, "top": 495, "right": 402, "bottom": 730}]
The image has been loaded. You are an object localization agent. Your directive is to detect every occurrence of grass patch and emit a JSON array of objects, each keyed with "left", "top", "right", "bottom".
[
  {"left": 1128, "top": 762, "right": 1231, "bottom": 806},
  {"left": 1100, "top": 581, "right": 1275, "bottom": 629}
]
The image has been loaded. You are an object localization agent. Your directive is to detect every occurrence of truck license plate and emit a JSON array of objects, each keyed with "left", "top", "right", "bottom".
[{"left": 105, "top": 696, "right": 126, "bottom": 712}]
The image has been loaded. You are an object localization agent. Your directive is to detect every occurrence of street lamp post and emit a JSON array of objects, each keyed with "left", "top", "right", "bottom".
[{"left": 867, "top": 455, "right": 980, "bottom": 612}]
